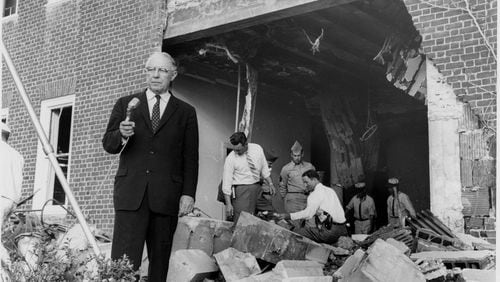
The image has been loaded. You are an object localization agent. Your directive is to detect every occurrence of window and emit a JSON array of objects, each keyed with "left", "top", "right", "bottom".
[
  {"left": 33, "top": 95, "right": 75, "bottom": 217},
  {"left": 3, "top": 0, "right": 17, "bottom": 17},
  {"left": 0, "top": 108, "right": 8, "bottom": 124}
]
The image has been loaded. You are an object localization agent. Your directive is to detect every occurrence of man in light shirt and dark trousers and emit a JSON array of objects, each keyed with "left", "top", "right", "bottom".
[
  {"left": 386, "top": 177, "right": 416, "bottom": 227},
  {"left": 277, "top": 169, "right": 347, "bottom": 244},
  {"left": 345, "top": 181, "right": 376, "bottom": 234},
  {"left": 222, "top": 132, "right": 276, "bottom": 223}
]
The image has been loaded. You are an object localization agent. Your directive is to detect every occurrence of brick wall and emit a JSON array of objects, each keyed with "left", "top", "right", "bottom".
[
  {"left": 2, "top": 0, "right": 166, "bottom": 233},
  {"left": 403, "top": 0, "right": 497, "bottom": 126}
]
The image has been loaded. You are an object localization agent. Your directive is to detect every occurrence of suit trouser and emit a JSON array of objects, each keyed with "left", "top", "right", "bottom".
[
  {"left": 232, "top": 183, "right": 261, "bottom": 223},
  {"left": 354, "top": 219, "right": 372, "bottom": 234},
  {"left": 294, "top": 223, "right": 348, "bottom": 244},
  {"left": 111, "top": 189, "right": 178, "bottom": 282}
]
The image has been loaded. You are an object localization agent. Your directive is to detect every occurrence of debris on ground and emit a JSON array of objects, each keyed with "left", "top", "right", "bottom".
[{"left": 166, "top": 208, "right": 496, "bottom": 282}]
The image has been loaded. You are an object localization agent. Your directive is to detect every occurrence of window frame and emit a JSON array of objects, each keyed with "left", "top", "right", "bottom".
[
  {"left": 33, "top": 95, "right": 75, "bottom": 218},
  {"left": 2, "top": 0, "right": 18, "bottom": 20},
  {"left": 0, "top": 108, "right": 8, "bottom": 124}
]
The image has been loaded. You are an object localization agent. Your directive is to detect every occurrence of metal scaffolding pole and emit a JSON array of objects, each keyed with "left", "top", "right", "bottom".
[{"left": 0, "top": 40, "right": 101, "bottom": 256}]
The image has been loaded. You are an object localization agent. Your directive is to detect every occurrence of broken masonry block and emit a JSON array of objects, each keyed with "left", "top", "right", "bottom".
[
  {"left": 411, "top": 250, "right": 495, "bottom": 270},
  {"left": 361, "top": 239, "right": 425, "bottom": 282},
  {"left": 385, "top": 238, "right": 410, "bottom": 256},
  {"left": 335, "top": 239, "right": 425, "bottom": 282},
  {"left": 413, "top": 258, "right": 448, "bottom": 280},
  {"left": 273, "top": 260, "right": 324, "bottom": 278},
  {"left": 351, "top": 234, "right": 368, "bottom": 243},
  {"left": 214, "top": 247, "right": 261, "bottom": 282},
  {"left": 336, "top": 236, "right": 356, "bottom": 251},
  {"left": 166, "top": 249, "right": 218, "bottom": 282},
  {"left": 171, "top": 216, "right": 233, "bottom": 256},
  {"left": 333, "top": 249, "right": 366, "bottom": 281},
  {"left": 230, "top": 212, "right": 332, "bottom": 264},
  {"left": 282, "top": 277, "right": 333, "bottom": 282},
  {"left": 234, "top": 271, "right": 282, "bottom": 282},
  {"left": 461, "top": 268, "right": 496, "bottom": 282}
]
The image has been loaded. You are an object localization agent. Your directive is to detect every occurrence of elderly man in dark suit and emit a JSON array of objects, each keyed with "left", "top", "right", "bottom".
[{"left": 103, "top": 52, "right": 199, "bottom": 281}]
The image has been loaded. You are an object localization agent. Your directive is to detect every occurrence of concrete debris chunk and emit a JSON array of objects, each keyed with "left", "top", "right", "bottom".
[
  {"left": 231, "top": 212, "right": 332, "bottom": 264},
  {"left": 411, "top": 250, "right": 495, "bottom": 269},
  {"left": 455, "top": 233, "right": 495, "bottom": 250},
  {"left": 166, "top": 249, "right": 218, "bottom": 282},
  {"left": 385, "top": 238, "right": 410, "bottom": 256},
  {"left": 413, "top": 258, "right": 447, "bottom": 280},
  {"left": 171, "top": 216, "right": 233, "bottom": 256},
  {"left": 351, "top": 234, "right": 368, "bottom": 242},
  {"left": 234, "top": 271, "right": 282, "bottom": 282},
  {"left": 461, "top": 268, "right": 496, "bottom": 282},
  {"left": 214, "top": 247, "right": 261, "bottom": 282},
  {"left": 273, "top": 260, "right": 323, "bottom": 278},
  {"left": 335, "top": 236, "right": 356, "bottom": 251},
  {"left": 282, "top": 277, "right": 333, "bottom": 282},
  {"left": 333, "top": 249, "right": 366, "bottom": 281},
  {"left": 360, "top": 225, "right": 414, "bottom": 250},
  {"left": 334, "top": 239, "right": 425, "bottom": 282}
]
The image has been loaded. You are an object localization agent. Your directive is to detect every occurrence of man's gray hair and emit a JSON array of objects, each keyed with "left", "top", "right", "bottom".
[{"left": 146, "top": 52, "right": 177, "bottom": 69}]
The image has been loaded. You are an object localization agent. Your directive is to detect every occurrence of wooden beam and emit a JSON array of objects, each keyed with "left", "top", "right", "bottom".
[{"left": 165, "top": 0, "right": 358, "bottom": 45}]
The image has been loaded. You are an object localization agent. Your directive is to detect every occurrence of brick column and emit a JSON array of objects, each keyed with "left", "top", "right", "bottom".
[{"left": 426, "top": 58, "right": 464, "bottom": 233}]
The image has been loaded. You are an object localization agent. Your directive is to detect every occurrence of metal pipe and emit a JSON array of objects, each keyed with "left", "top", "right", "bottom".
[
  {"left": 235, "top": 64, "right": 241, "bottom": 131},
  {"left": 0, "top": 40, "right": 101, "bottom": 256}
]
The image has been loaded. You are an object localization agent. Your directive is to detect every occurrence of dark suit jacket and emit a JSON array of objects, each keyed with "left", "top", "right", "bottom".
[{"left": 102, "top": 90, "right": 199, "bottom": 215}]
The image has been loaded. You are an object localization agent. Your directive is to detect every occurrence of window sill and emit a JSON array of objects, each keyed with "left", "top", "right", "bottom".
[{"left": 2, "top": 14, "right": 18, "bottom": 23}]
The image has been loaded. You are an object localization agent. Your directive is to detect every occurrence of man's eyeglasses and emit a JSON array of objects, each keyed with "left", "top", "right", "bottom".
[{"left": 144, "top": 67, "right": 176, "bottom": 75}]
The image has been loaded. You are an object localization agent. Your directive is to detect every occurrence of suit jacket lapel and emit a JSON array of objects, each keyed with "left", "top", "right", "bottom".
[
  {"left": 155, "top": 94, "right": 178, "bottom": 134},
  {"left": 138, "top": 91, "right": 153, "bottom": 132}
]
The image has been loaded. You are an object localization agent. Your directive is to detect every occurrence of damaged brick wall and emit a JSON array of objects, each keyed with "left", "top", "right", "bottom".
[
  {"left": 2, "top": 0, "right": 168, "bottom": 234},
  {"left": 402, "top": 0, "right": 496, "bottom": 232},
  {"left": 403, "top": 0, "right": 497, "bottom": 126}
]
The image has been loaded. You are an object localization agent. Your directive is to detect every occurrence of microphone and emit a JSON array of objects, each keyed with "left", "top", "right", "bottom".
[{"left": 125, "top": 97, "right": 140, "bottom": 122}]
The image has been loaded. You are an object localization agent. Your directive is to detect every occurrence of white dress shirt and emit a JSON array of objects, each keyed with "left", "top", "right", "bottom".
[
  {"left": 0, "top": 140, "right": 24, "bottom": 205},
  {"left": 146, "top": 88, "right": 171, "bottom": 119},
  {"left": 291, "top": 183, "right": 346, "bottom": 224},
  {"left": 222, "top": 143, "right": 270, "bottom": 195}
]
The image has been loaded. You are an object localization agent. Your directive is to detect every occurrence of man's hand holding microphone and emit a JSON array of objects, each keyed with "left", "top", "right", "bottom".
[{"left": 120, "top": 97, "right": 140, "bottom": 139}]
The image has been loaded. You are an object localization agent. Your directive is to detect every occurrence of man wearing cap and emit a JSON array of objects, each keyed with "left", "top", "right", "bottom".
[
  {"left": 0, "top": 123, "right": 24, "bottom": 272},
  {"left": 279, "top": 141, "right": 315, "bottom": 227},
  {"left": 276, "top": 169, "right": 347, "bottom": 244},
  {"left": 386, "top": 177, "right": 416, "bottom": 227},
  {"left": 345, "top": 182, "right": 376, "bottom": 234},
  {"left": 222, "top": 132, "right": 276, "bottom": 223}
]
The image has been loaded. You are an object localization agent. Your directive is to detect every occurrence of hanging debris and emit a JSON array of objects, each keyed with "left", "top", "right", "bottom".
[{"left": 303, "top": 28, "right": 324, "bottom": 55}]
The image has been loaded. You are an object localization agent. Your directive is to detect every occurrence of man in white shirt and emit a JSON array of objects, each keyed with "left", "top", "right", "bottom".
[
  {"left": 277, "top": 169, "right": 347, "bottom": 244},
  {"left": 222, "top": 132, "right": 275, "bottom": 223},
  {"left": 0, "top": 123, "right": 24, "bottom": 274}
]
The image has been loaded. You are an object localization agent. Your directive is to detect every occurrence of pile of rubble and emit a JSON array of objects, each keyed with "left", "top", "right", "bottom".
[{"left": 167, "top": 210, "right": 496, "bottom": 282}]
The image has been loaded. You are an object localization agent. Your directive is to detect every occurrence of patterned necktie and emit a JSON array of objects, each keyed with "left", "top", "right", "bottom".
[
  {"left": 358, "top": 198, "right": 363, "bottom": 220},
  {"left": 392, "top": 197, "right": 396, "bottom": 217},
  {"left": 246, "top": 152, "right": 259, "bottom": 180},
  {"left": 151, "top": 95, "right": 161, "bottom": 132}
]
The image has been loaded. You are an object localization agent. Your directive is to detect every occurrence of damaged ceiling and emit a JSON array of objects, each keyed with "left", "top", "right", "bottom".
[{"left": 165, "top": 0, "right": 426, "bottom": 118}]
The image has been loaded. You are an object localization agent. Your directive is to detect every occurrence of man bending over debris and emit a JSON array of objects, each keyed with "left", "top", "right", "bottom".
[
  {"left": 277, "top": 169, "right": 347, "bottom": 244},
  {"left": 386, "top": 177, "right": 416, "bottom": 227}
]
